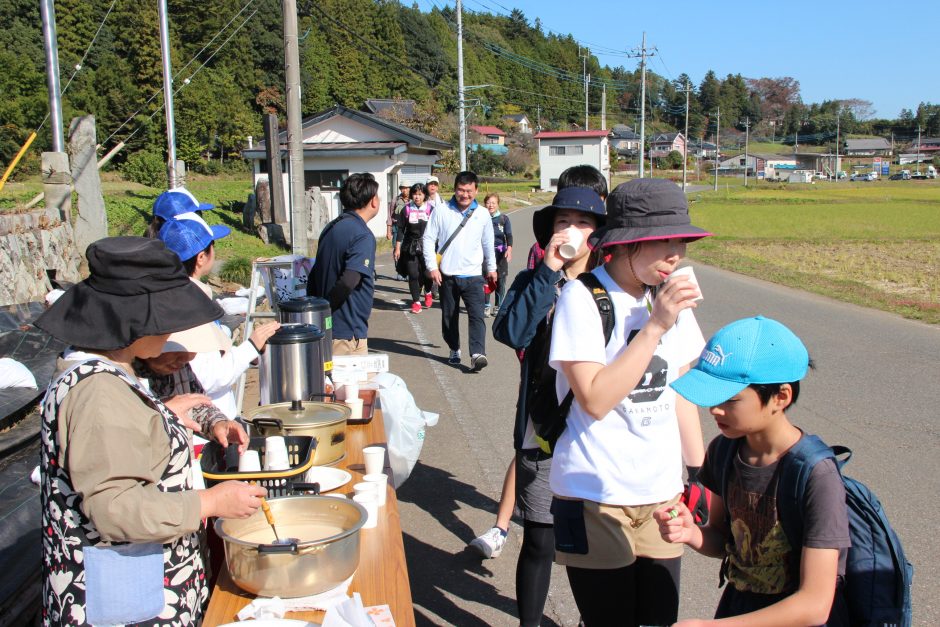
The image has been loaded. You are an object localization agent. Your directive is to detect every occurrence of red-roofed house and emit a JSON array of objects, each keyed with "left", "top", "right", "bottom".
[
  {"left": 470, "top": 125, "right": 507, "bottom": 145},
  {"left": 534, "top": 130, "right": 610, "bottom": 191}
]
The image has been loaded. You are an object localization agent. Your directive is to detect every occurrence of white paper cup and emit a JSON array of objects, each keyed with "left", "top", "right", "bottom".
[
  {"left": 343, "top": 381, "right": 360, "bottom": 401},
  {"left": 237, "top": 450, "right": 261, "bottom": 472},
  {"left": 345, "top": 398, "right": 364, "bottom": 421},
  {"left": 558, "top": 226, "right": 584, "bottom": 259},
  {"left": 352, "top": 492, "right": 378, "bottom": 528},
  {"left": 668, "top": 266, "right": 703, "bottom": 302},
  {"left": 363, "top": 473, "right": 388, "bottom": 506},
  {"left": 353, "top": 481, "right": 377, "bottom": 498},
  {"left": 362, "top": 446, "right": 385, "bottom": 475},
  {"left": 264, "top": 436, "right": 290, "bottom": 471}
]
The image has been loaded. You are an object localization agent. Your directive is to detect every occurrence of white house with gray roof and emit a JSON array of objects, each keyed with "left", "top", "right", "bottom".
[{"left": 242, "top": 105, "right": 450, "bottom": 237}]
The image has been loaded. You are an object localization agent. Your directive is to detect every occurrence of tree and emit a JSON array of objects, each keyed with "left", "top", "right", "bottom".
[{"left": 698, "top": 70, "right": 721, "bottom": 116}]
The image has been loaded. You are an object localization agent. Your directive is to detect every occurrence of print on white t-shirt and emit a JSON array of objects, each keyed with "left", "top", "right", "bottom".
[{"left": 547, "top": 265, "right": 705, "bottom": 506}]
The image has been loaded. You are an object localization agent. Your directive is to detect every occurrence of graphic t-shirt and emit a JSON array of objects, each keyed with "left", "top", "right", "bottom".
[
  {"left": 699, "top": 436, "right": 850, "bottom": 598},
  {"left": 548, "top": 265, "right": 705, "bottom": 505}
]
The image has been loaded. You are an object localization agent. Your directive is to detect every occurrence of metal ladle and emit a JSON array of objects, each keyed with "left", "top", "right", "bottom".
[{"left": 255, "top": 489, "right": 300, "bottom": 546}]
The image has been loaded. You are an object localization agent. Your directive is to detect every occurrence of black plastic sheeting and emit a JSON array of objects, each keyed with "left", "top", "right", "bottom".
[
  {"left": 0, "top": 414, "right": 41, "bottom": 625},
  {"left": 0, "top": 303, "right": 61, "bottom": 625}
]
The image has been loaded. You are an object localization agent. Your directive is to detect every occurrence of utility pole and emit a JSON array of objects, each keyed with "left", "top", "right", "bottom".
[
  {"left": 681, "top": 79, "right": 691, "bottom": 189},
  {"left": 626, "top": 32, "right": 655, "bottom": 178},
  {"left": 283, "top": 0, "right": 308, "bottom": 254},
  {"left": 457, "top": 0, "right": 467, "bottom": 170},
  {"left": 40, "top": 0, "right": 64, "bottom": 152},
  {"left": 536, "top": 104, "right": 541, "bottom": 132},
  {"left": 158, "top": 0, "right": 179, "bottom": 188},
  {"left": 580, "top": 47, "right": 590, "bottom": 130},
  {"left": 743, "top": 117, "right": 750, "bottom": 187},
  {"left": 916, "top": 126, "right": 922, "bottom": 174},
  {"left": 834, "top": 105, "right": 841, "bottom": 182},
  {"left": 601, "top": 83, "right": 607, "bottom": 130},
  {"left": 713, "top": 106, "right": 720, "bottom": 192}
]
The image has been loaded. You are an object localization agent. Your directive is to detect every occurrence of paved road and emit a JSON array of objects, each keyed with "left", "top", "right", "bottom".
[{"left": 367, "top": 203, "right": 940, "bottom": 626}]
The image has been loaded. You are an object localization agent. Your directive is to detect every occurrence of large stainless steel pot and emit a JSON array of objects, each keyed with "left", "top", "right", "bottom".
[
  {"left": 278, "top": 297, "right": 333, "bottom": 376},
  {"left": 244, "top": 401, "right": 350, "bottom": 466},
  {"left": 215, "top": 495, "right": 367, "bottom": 598},
  {"left": 259, "top": 323, "right": 326, "bottom": 405}
]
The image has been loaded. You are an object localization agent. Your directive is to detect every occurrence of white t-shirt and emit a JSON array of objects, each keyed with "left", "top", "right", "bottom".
[{"left": 548, "top": 265, "right": 705, "bottom": 505}]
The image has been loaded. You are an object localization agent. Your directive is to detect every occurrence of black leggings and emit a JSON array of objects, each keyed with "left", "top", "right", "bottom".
[
  {"left": 516, "top": 522, "right": 554, "bottom": 627},
  {"left": 565, "top": 556, "right": 681, "bottom": 627},
  {"left": 405, "top": 256, "right": 432, "bottom": 303}
]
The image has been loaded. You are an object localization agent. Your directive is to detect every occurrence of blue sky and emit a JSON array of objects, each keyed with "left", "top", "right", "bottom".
[{"left": 447, "top": 0, "right": 939, "bottom": 119}]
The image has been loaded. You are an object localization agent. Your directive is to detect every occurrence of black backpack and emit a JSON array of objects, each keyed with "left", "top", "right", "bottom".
[
  {"left": 527, "top": 272, "right": 614, "bottom": 454},
  {"left": 712, "top": 434, "right": 913, "bottom": 627}
]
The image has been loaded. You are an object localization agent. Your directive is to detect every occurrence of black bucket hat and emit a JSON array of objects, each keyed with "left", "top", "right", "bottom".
[
  {"left": 35, "top": 237, "right": 224, "bottom": 351},
  {"left": 588, "top": 179, "right": 711, "bottom": 249},
  {"left": 532, "top": 187, "right": 607, "bottom": 248}
]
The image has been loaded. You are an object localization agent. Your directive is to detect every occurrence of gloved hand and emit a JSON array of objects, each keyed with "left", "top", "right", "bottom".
[{"left": 681, "top": 466, "right": 712, "bottom": 526}]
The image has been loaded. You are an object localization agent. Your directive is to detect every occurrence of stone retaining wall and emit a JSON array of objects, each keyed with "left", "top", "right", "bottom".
[{"left": 0, "top": 210, "right": 81, "bottom": 306}]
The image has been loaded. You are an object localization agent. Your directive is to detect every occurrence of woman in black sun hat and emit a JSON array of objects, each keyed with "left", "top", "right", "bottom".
[{"left": 34, "top": 237, "right": 266, "bottom": 626}]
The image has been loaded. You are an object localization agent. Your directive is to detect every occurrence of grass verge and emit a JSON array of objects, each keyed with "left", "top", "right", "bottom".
[{"left": 689, "top": 180, "right": 940, "bottom": 325}]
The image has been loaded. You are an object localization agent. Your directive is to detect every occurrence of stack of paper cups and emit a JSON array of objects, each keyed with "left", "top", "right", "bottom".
[
  {"left": 363, "top": 473, "right": 388, "bottom": 506},
  {"left": 352, "top": 492, "right": 378, "bottom": 528}
]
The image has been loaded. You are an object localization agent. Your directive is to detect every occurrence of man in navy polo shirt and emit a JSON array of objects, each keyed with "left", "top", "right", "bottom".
[{"left": 308, "top": 173, "right": 380, "bottom": 356}]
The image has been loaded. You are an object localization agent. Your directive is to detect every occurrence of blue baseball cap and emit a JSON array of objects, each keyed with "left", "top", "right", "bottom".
[
  {"left": 158, "top": 213, "right": 231, "bottom": 262},
  {"left": 671, "top": 316, "right": 810, "bottom": 407},
  {"left": 153, "top": 189, "right": 214, "bottom": 221}
]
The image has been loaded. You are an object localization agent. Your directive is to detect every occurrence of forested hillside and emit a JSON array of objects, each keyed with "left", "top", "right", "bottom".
[{"left": 2, "top": 0, "right": 938, "bottom": 177}]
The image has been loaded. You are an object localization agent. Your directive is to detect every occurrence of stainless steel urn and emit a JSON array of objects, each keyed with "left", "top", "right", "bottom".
[
  {"left": 278, "top": 297, "right": 333, "bottom": 375},
  {"left": 259, "top": 323, "right": 326, "bottom": 405}
]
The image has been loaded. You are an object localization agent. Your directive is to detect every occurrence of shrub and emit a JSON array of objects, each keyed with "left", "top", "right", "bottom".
[
  {"left": 219, "top": 255, "right": 252, "bottom": 286},
  {"left": 122, "top": 150, "right": 166, "bottom": 187}
]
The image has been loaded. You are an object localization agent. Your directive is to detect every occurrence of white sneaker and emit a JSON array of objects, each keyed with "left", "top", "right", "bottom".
[
  {"left": 470, "top": 353, "right": 488, "bottom": 372},
  {"left": 448, "top": 349, "right": 462, "bottom": 365},
  {"left": 469, "top": 526, "right": 507, "bottom": 558}
]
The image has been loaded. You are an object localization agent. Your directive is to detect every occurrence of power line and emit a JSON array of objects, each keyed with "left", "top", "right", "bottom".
[
  {"left": 35, "top": 0, "right": 118, "bottom": 135},
  {"left": 107, "top": 2, "right": 262, "bottom": 147}
]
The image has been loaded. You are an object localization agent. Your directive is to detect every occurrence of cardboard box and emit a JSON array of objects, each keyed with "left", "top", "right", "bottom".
[{"left": 333, "top": 352, "right": 389, "bottom": 374}]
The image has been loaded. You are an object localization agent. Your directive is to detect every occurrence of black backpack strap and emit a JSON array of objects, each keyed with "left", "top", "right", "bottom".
[
  {"left": 577, "top": 272, "right": 614, "bottom": 345},
  {"left": 556, "top": 273, "right": 617, "bottom": 422}
]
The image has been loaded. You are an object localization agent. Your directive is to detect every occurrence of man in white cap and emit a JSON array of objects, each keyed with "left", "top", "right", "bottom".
[{"left": 426, "top": 175, "right": 444, "bottom": 209}]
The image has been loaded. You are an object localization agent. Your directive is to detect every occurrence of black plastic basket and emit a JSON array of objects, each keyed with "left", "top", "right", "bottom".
[{"left": 200, "top": 435, "right": 319, "bottom": 496}]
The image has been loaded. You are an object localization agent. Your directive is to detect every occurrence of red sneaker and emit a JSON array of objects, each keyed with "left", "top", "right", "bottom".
[
  {"left": 424, "top": 292, "right": 433, "bottom": 309},
  {"left": 411, "top": 301, "right": 422, "bottom": 314}
]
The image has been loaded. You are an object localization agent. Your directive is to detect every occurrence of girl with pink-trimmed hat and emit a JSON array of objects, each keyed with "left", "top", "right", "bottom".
[{"left": 547, "top": 178, "right": 713, "bottom": 626}]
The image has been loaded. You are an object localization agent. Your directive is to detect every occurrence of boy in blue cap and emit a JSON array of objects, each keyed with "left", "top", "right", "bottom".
[
  {"left": 656, "top": 316, "right": 850, "bottom": 626},
  {"left": 159, "top": 214, "right": 279, "bottom": 420}
]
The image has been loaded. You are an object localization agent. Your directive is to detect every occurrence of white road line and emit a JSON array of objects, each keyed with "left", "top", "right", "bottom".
[{"left": 380, "top": 283, "right": 506, "bottom": 494}]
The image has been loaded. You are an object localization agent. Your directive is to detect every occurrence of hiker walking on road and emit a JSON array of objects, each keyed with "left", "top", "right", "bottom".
[
  {"left": 547, "top": 178, "right": 711, "bottom": 626},
  {"left": 483, "top": 192, "right": 513, "bottom": 317},
  {"left": 394, "top": 183, "right": 435, "bottom": 314},
  {"left": 422, "top": 171, "right": 496, "bottom": 371}
]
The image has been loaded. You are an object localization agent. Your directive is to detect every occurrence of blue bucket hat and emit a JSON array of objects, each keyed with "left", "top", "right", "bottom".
[
  {"left": 158, "top": 213, "right": 231, "bottom": 262},
  {"left": 153, "top": 189, "right": 215, "bottom": 221},
  {"left": 532, "top": 187, "right": 607, "bottom": 248},
  {"left": 671, "top": 316, "right": 810, "bottom": 407}
]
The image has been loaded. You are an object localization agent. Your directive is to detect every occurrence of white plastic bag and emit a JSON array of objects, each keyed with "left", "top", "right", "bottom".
[{"left": 373, "top": 372, "right": 438, "bottom": 488}]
